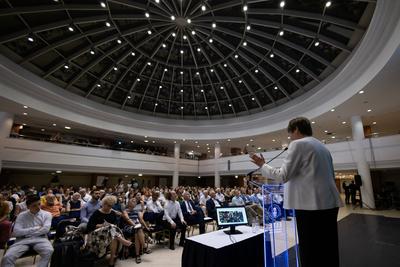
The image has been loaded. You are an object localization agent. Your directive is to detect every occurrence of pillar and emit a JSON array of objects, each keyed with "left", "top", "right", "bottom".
[
  {"left": 0, "top": 112, "right": 14, "bottom": 173},
  {"left": 172, "top": 143, "right": 180, "bottom": 188},
  {"left": 351, "top": 115, "right": 375, "bottom": 209},
  {"left": 214, "top": 143, "right": 221, "bottom": 188}
]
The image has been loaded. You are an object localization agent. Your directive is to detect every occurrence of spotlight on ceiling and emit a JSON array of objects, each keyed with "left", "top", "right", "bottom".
[
  {"left": 105, "top": 21, "right": 111, "bottom": 27},
  {"left": 325, "top": 1, "right": 332, "bottom": 8},
  {"left": 212, "top": 22, "right": 216, "bottom": 28},
  {"left": 100, "top": 2, "right": 106, "bottom": 8},
  {"left": 171, "top": 15, "right": 176, "bottom": 21},
  {"left": 113, "top": 66, "right": 118, "bottom": 71},
  {"left": 90, "top": 50, "right": 95, "bottom": 55},
  {"left": 296, "top": 68, "right": 300, "bottom": 73},
  {"left": 246, "top": 25, "right": 251, "bottom": 31},
  {"left": 209, "top": 38, "right": 213, "bottom": 43},
  {"left": 274, "top": 86, "right": 278, "bottom": 90},
  {"left": 164, "top": 68, "right": 168, "bottom": 72},
  {"left": 155, "top": 0, "right": 160, "bottom": 3},
  {"left": 197, "top": 47, "right": 201, "bottom": 52},
  {"left": 117, "top": 39, "right": 122, "bottom": 44},
  {"left": 243, "top": 5, "right": 248, "bottom": 12},
  {"left": 255, "top": 69, "right": 259, "bottom": 73},
  {"left": 187, "top": 19, "right": 191, "bottom": 24},
  {"left": 314, "top": 40, "right": 320, "bottom": 46},
  {"left": 147, "top": 30, "right": 152, "bottom": 35},
  {"left": 172, "top": 32, "right": 176, "bottom": 37},
  {"left": 279, "top": 30, "right": 284, "bottom": 36},
  {"left": 183, "top": 35, "right": 187, "bottom": 40},
  {"left": 243, "top": 41, "right": 247, "bottom": 46},
  {"left": 131, "top": 52, "right": 135, "bottom": 56},
  {"left": 68, "top": 26, "right": 74, "bottom": 32},
  {"left": 191, "top": 30, "right": 196, "bottom": 35},
  {"left": 145, "top": 12, "right": 150, "bottom": 18},
  {"left": 235, "top": 54, "right": 239, "bottom": 59},
  {"left": 201, "top": 5, "right": 206, "bottom": 11},
  {"left": 269, "top": 53, "right": 274, "bottom": 58},
  {"left": 162, "top": 43, "right": 166, "bottom": 48},
  {"left": 147, "top": 62, "right": 151, "bottom": 66},
  {"left": 27, "top": 36, "right": 34, "bottom": 42},
  {"left": 223, "top": 63, "right": 227, "bottom": 67},
  {"left": 180, "top": 50, "right": 184, "bottom": 54},
  {"left": 280, "top": 1, "right": 285, "bottom": 8}
]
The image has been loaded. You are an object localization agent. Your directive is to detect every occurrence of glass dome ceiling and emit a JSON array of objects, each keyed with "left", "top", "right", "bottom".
[{"left": 0, "top": 0, "right": 374, "bottom": 119}]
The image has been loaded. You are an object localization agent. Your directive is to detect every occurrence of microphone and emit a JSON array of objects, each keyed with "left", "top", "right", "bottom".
[{"left": 246, "top": 147, "right": 288, "bottom": 177}]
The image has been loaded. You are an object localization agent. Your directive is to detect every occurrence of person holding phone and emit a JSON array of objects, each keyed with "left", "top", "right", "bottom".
[{"left": 250, "top": 117, "right": 342, "bottom": 267}]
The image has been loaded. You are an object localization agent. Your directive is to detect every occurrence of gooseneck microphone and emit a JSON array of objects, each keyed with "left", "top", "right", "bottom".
[{"left": 246, "top": 147, "right": 288, "bottom": 177}]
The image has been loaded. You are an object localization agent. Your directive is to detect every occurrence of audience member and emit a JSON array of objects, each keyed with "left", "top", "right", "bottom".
[
  {"left": 206, "top": 190, "right": 222, "bottom": 221},
  {"left": 163, "top": 191, "right": 186, "bottom": 250},
  {"left": 0, "top": 201, "right": 12, "bottom": 249},
  {"left": 180, "top": 192, "right": 205, "bottom": 234}
]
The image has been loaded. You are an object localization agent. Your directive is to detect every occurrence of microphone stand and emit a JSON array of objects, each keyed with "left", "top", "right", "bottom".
[{"left": 246, "top": 147, "right": 288, "bottom": 188}]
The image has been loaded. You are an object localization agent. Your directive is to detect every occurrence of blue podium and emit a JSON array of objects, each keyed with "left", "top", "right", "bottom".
[{"left": 262, "top": 184, "right": 300, "bottom": 267}]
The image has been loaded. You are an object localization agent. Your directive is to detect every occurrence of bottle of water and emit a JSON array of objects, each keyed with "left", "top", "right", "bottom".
[{"left": 252, "top": 216, "right": 259, "bottom": 233}]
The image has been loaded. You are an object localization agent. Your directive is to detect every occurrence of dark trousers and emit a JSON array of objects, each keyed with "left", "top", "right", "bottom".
[
  {"left": 185, "top": 208, "right": 205, "bottom": 234},
  {"left": 164, "top": 218, "right": 186, "bottom": 248},
  {"left": 295, "top": 207, "right": 339, "bottom": 267}
]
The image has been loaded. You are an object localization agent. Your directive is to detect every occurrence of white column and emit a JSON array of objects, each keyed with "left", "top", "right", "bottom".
[
  {"left": 172, "top": 143, "right": 180, "bottom": 188},
  {"left": 214, "top": 143, "right": 221, "bottom": 188},
  {"left": 351, "top": 115, "right": 375, "bottom": 209},
  {"left": 0, "top": 112, "right": 14, "bottom": 173}
]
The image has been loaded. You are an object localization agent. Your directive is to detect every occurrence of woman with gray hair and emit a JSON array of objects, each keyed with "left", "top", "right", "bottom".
[{"left": 86, "top": 195, "right": 132, "bottom": 267}]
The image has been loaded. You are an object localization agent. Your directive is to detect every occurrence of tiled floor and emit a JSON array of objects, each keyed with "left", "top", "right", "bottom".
[{"left": 1, "top": 199, "right": 399, "bottom": 267}]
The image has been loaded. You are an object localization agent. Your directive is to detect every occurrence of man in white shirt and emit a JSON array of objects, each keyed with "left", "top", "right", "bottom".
[
  {"left": 163, "top": 191, "right": 186, "bottom": 250},
  {"left": 199, "top": 190, "right": 210, "bottom": 207},
  {"left": 215, "top": 188, "right": 225, "bottom": 203},
  {"left": 180, "top": 192, "right": 205, "bottom": 234},
  {"left": 79, "top": 189, "right": 91, "bottom": 203},
  {"left": 144, "top": 191, "right": 164, "bottom": 227},
  {"left": 1, "top": 194, "right": 53, "bottom": 267},
  {"left": 231, "top": 190, "right": 245, "bottom": 206},
  {"left": 250, "top": 117, "right": 342, "bottom": 267}
]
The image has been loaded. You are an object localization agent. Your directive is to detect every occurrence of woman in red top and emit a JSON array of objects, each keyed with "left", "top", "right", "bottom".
[{"left": 0, "top": 200, "right": 12, "bottom": 249}]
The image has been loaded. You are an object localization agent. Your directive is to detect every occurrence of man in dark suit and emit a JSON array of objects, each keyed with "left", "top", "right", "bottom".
[
  {"left": 180, "top": 192, "right": 205, "bottom": 234},
  {"left": 206, "top": 190, "right": 222, "bottom": 221}
]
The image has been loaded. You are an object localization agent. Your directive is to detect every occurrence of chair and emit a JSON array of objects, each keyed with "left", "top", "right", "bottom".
[
  {"left": 3, "top": 238, "right": 38, "bottom": 264},
  {"left": 204, "top": 216, "right": 216, "bottom": 232}
]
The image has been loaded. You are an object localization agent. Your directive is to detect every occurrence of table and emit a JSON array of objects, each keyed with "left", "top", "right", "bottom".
[{"left": 182, "top": 226, "right": 264, "bottom": 267}]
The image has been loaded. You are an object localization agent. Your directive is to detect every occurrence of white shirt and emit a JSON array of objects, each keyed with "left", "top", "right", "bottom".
[
  {"left": 212, "top": 199, "right": 221, "bottom": 207},
  {"left": 199, "top": 195, "right": 210, "bottom": 206},
  {"left": 231, "top": 196, "right": 245, "bottom": 206},
  {"left": 146, "top": 199, "right": 163, "bottom": 213},
  {"left": 261, "top": 136, "right": 342, "bottom": 210},
  {"left": 13, "top": 209, "right": 52, "bottom": 238},
  {"left": 163, "top": 200, "right": 184, "bottom": 224},
  {"left": 82, "top": 194, "right": 92, "bottom": 202},
  {"left": 216, "top": 193, "right": 225, "bottom": 203}
]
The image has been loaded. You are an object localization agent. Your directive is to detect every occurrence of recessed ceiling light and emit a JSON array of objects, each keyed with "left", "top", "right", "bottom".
[
  {"left": 331, "top": 108, "right": 335, "bottom": 112},
  {"left": 201, "top": 5, "right": 206, "bottom": 11},
  {"left": 243, "top": 5, "right": 248, "bottom": 12},
  {"left": 197, "top": 47, "right": 201, "bottom": 52},
  {"left": 367, "top": 109, "right": 372, "bottom": 112},
  {"left": 270, "top": 53, "right": 274, "bottom": 58},
  {"left": 64, "top": 65, "right": 69, "bottom": 69},
  {"left": 220, "top": 86, "right": 224, "bottom": 89},
  {"left": 200, "top": 89, "right": 204, "bottom": 92},
  {"left": 97, "top": 83, "right": 101, "bottom": 87},
  {"left": 27, "top": 36, "right": 34, "bottom": 42},
  {"left": 324, "top": 130, "right": 328, "bottom": 133},
  {"left": 138, "top": 173, "right": 143, "bottom": 176},
  {"left": 52, "top": 123, "right": 56, "bottom": 126},
  {"left": 191, "top": 30, "right": 196, "bottom": 35},
  {"left": 159, "top": 85, "right": 162, "bottom": 89},
  {"left": 311, "top": 121, "right": 316, "bottom": 124},
  {"left": 147, "top": 62, "right": 151, "bottom": 66},
  {"left": 23, "top": 112, "right": 28, "bottom": 116},
  {"left": 229, "top": 104, "right": 232, "bottom": 107},
  {"left": 279, "top": 30, "right": 284, "bottom": 36},
  {"left": 205, "top": 107, "right": 208, "bottom": 110},
  {"left": 296, "top": 69, "right": 300, "bottom": 73},
  {"left": 235, "top": 54, "right": 238, "bottom": 59},
  {"left": 23, "top": 105, "right": 28, "bottom": 109},
  {"left": 209, "top": 38, "right": 213, "bottom": 43},
  {"left": 246, "top": 25, "right": 251, "bottom": 31},
  {"left": 227, "top": 139, "right": 231, "bottom": 142},
  {"left": 137, "top": 78, "right": 141, "bottom": 81},
  {"left": 342, "top": 121, "right": 346, "bottom": 124},
  {"left": 162, "top": 43, "right": 166, "bottom": 48},
  {"left": 196, "top": 72, "right": 199, "bottom": 75},
  {"left": 359, "top": 90, "right": 364, "bottom": 94},
  {"left": 280, "top": 1, "right": 285, "bottom": 8},
  {"left": 180, "top": 50, "right": 184, "bottom": 54},
  {"left": 172, "top": 32, "right": 176, "bottom": 37},
  {"left": 145, "top": 12, "right": 150, "bottom": 18},
  {"left": 130, "top": 140, "right": 134, "bottom": 143},
  {"left": 250, "top": 139, "right": 254, "bottom": 142},
  {"left": 56, "top": 170, "right": 62, "bottom": 174},
  {"left": 180, "top": 71, "right": 184, "bottom": 75},
  {"left": 180, "top": 89, "right": 184, "bottom": 92},
  {"left": 331, "top": 136, "right": 336, "bottom": 139},
  {"left": 212, "top": 22, "right": 216, "bottom": 28},
  {"left": 314, "top": 41, "right": 320, "bottom": 46},
  {"left": 243, "top": 41, "right": 247, "bottom": 46},
  {"left": 164, "top": 68, "right": 168, "bottom": 72},
  {"left": 210, "top": 69, "right": 214, "bottom": 72},
  {"left": 239, "top": 80, "right": 242, "bottom": 83},
  {"left": 255, "top": 69, "right": 259, "bottom": 73},
  {"left": 187, "top": 19, "right": 191, "bottom": 24},
  {"left": 372, "top": 121, "right": 377, "bottom": 125},
  {"left": 251, "top": 97, "right": 255, "bottom": 101},
  {"left": 181, "top": 106, "right": 184, "bottom": 109},
  {"left": 155, "top": 0, "right": 160, "bottom": 3},
  {"left": 144, "top": 140, "right": 149, "bottom": 143},
  {"left": 117, "top": 39, "right": 122, "bottom": 44},
  {"left": 325, "top": 1, "right": 332, "bottom": 8},
  {"left": 272, "top": 139, "right": 276, "bottom": 142},
  {"left": 171, "top": 15, "right": 175, "bottom": 21},
  {"left": 127, "top": 95, "right": 131, "bottom": 99},
  {"left": 183, "top": 35, "right": 187, "bottom": 40},
  {"left": 113, "top": 66, "right": 118, "bottom": 71},
  {"left": 223, "top": 63, "right": 227, "bottom": 67},
  {"left": 105, "top": 22, "right": 111, "bottom": 27},
  {"left": 65, "top": 126, "right": 71, "bottom": 130},
  {"left": 274, "top": 86, "right": 278, "bottom": 90},
  {"left": 100, "top": 2, "right": 106, "bottom": 8},
  {"left": 23, "top": 123, "right": 26, "bottom": 126},
  {"left": 68, "top": 26, "right": 74, "bottom": 32},
  {"left": 147, "top": 30, "right": 152, "bottom": 35},
  {"left": 90, "top": 50, "right": 95, "bottom": 55}
]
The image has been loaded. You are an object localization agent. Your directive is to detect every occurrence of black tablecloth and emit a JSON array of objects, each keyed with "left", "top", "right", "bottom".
[{"left": 182, "top": 231, "right": 264, "bottom": 267}]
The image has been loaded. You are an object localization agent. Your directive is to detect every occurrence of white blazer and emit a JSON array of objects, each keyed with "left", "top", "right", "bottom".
[{"left": 261, "top": 136, "right": 343, "bottom": 210}]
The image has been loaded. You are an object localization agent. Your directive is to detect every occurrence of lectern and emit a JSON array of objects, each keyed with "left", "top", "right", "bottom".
[{"left": 262, "top": 184, "right": 300, "bottom": 267}]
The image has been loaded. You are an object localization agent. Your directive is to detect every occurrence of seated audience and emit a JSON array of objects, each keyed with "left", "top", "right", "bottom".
[
  {"left": 231, "top": 190, "right": 245, "bottom": 206},
  {"left": 40, "top": 194, "right": 66, "bottom": 228},
  {"left": 215, "top": 188, "right": 225, "bottom": 204},
  {"left": 206, "top": 190, "right": 222, "bottom": 221},
  {"left": 0, "top": 200, "right": 12, "bottom": 249},
  {"left": 86, "top": 196, "right": 132, "bottom": 267},
  {"left": 66, "top": 192, "right": 83, "bottom": 220},
  {"left": 163, "top": 191, "right": 186, "bottom": 250},
  {"left": 180, "top": 192, "right": 205, "bottom": 234},
  {"left": 1, "top": 194, "right": 54, "bottom": 267},
  {"left": 79, "top": 189, "right": 101, "bottom": 231},
  {"left": 144, "top": 191, "right": 164, "bottom": 228}
]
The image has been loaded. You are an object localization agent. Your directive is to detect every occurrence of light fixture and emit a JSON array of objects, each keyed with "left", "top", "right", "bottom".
[
  {"left": 144, "top": 140, "right": 149, "bottom": 143},
  {"left": 212, "top": 22, "right": 216, "bottom": 28},
  {"left": 251, "top": 97, "right": 255, "bottom": 101},
  {"left": 274, "top": 86, "right": 278, "bottom": 90},
  {"left": 272, "top": 139, "right": 276, "bottom": 142},
  {"left": 296, "top": 68, "right": 300, "bottom": 73},
  {"left": 180, "top": 89, "right": 184, "bottom": 92},
  {"left": 325, "top": 1, "right": 332, "bottom": 8},
  {"left": 64, "top": 65, "right": 69, "bottom": 69},
  {"left": 27, "top": 36, "right": 34, "bottom": 42},
  {"left": 97, "top": 83, "right": 101, "bottom": 87},
  {"left": 209, "top": 38, "right": 213, "bottom": 43},
  {"left": 210, "top": 69, "right": 214, "bottom": 72},
  {"left": 23, "top": 105, "right": 28, "bottom": 109},
  {"left": 113, "top": 66, "right": 118, "bottom": 71},
  {"left": 65, "top": 126, "right": 71, "bottom": 130},
  {"left": 311, "top": 121, "right": 316, "bottom": 124},
  {"left": 187, "top": 19, "right": 191, "bottom": 24},
  {"left": 68, "top": 26, "right": 74, "bottom": 32},
  {"left": 372, "top": 121, "right": 377, "bottom": 125},
  {"left": 269, "top": 53, "right": 274, "bottom": 58},
  {"left": 162, "top": 43, "right": 166, "bottom": 48},
  {"left": 192, "top": 30, "right": 196, "bottom": 35},
  {"left": 235, "top": 54, "right": 238, "bottom": 59},
  {"left": 180, "top": 50, "right": 184, "bottom": 54},
  {"left": 145, "top": 12, "right": 150, "bottom": 18},
  {"left": 171, "top": 15, "right": 176, "bottom": 20},
  {"left": 280, "top": 1, "right": 285, "bottom": 8},
  {"left": 155, "top": 0, "right": 160, "bottom": 3},
  {"left": 117, "top": 39, "right": 122, "bottom": 44},
  {"left": 324, "top": 130, "right": 328, "bottom": 133},
  {"left": 239, "top": 80, "right": 242, "bottom": 83},
  {"left": 105, "top": 21, "right": 111, "bottom": 27},
  {"left": 250, "top": 139, "right": 254, "bottom": 142},
  {"left": 200, "top": 89, "right": 204, "bottom": 93},
  {"left": 205, "top": 107, "right": 208, "bottom": 110},
  {"left": 138, "top": 173, "right": 143, "bottom": 177},
  {"left": 181, "top": 106, "right": 184, "bottom": 110},
  {"left": 183, "top": 35, "right": 187, "bottom": 40},
  {"left": 159, "top": 85, "right": 162, "bottom": 89},
  {"left": 367, "top": 109, "right": 372, "bottom": 112},
  {"left": 331, "top": 136, "right": 336, "bottom": 139},
  {"left": 255, "top": 69, "right": 259, "bottom": 73},
  {"left": 201, "top": 5, "right": 206, "bottom": 11},
  {"left": 23, "top": 112, "right": 28, "bottom": 116},
  {"left": 279, "top": 30, "right": 284, "bottom": 36},
  {"left": 223, "top": 63, "right": 227, "bottom": 67},
  {"left": 243, "top": 5, "right": 248, "bottom": 12},
  {"left": 342, "top": 121, "right": 347, "bottom": 125},
  {"left": 220, "top": 86, "right": 224, "bottom": 89},
  {"left": 314, "top": 41, "right": 320, "bottom": 47},
  {"left": 229, "top": 104, "right": 232, "bottom": 107},
  {"left": 90, "top": 50, "right": 95, "bottom": 55},
  {"left": 52, "top": 123, "right": 57, "bottom": 126},
  {"left": 130, "top": 140, "right": 134, "bottom": 143},
  {"left": 147, "top": 30, "right": 152, "bottom": 35},
  {"left": 56, "top": 170, "right": 62, "bottom": 174},
  {"left": 243, "top": 41, "right": 247, "bottom": 46},
  {"left": 164, "top": 68, "right": 168, "bottom": 72},
  {"left": 246, "top": 25, "right": 251, "bottom": 31},
  {"left": 100, "top": 2, "right": 106, "bottom": 8},
  {"left": 147, "top": 62, "right": 151, "bottom": 66},
  {"left": 172, "top": 32, "right": 176, "bottom": 37},
  {"left": 127, "top": 95, "right": 131, "bottom": 99},
  {"left": 180, "top": 71, "right": 184, "bottom": 75},
  {"left": 152, "top": 141, "right": 156, "bottom": 143},
  {"left": 359, "top": 90, "right": 364, "bottom": 94},
  {"left": 197, "top": 47, "right": 201, "bottom": 52},
  {"left": 330, "top": 108, "right": 335, "bottom": 112},
  {"left": 196, "top": 72, "right": 199, "bottom": 75},
  {"left": 137, "top": 78, "right": 140, "bottom": 81}
]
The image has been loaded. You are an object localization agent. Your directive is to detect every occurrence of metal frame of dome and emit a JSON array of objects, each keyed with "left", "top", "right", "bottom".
[{"left": 0, "top": 0, "right": 372, "bottom": 120}]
